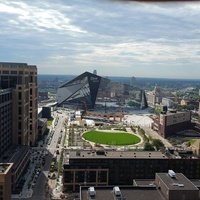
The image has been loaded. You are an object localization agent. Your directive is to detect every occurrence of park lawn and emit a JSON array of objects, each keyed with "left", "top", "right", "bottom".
[{"left": 82, "top": 130, "right": 140, "bottom": 145}]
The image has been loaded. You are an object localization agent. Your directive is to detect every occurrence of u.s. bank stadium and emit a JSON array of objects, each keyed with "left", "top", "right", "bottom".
[{"left": 56, "top": 71, "right": 147, "bottom": 110}]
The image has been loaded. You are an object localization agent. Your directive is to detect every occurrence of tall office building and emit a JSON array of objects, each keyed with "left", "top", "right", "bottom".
[
  {"left": 0, "top": 89, "right": 12, "bottom": 157},
  {"left": 0, "top": 62, "right": 38, "bottom": 146}
]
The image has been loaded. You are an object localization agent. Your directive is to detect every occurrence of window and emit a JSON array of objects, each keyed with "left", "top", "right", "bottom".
[
  {"left": 18, "top": 92, "right": 21, "bottom": 100},
  {"left": 18, "top": 107, "right": 22, "bottom": 115},
  {"left": 18, "top": 122, "right": 21, "bottom": 129},
  {"left": 18, "top": 137, "right": 21, "bottom": 145}
]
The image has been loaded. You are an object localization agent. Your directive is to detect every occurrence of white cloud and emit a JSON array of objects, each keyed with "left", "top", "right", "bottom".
[
  {"left": 0, "top": 1, "right": 87, "bottom": 35},
  {"left": 0, "top": 0, "right": 200, "bottom": 78},
  {"left": 69, "top": 40, "right": 200, "bottom": 65}
]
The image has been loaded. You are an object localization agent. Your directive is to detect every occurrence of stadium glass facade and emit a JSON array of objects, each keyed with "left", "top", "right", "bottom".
[{"left": 57, "top": 71, "right": 148, "bottom": 109}]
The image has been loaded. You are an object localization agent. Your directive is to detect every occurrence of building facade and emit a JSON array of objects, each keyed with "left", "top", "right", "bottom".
[
  {"left": 38, "top": 118, "right": 48, "bottom": 140},
  {"left": 0, "top": 163, "right": 13, "bottom": 200},
  {"left": 0, "top": 62, "right": 38, "bottom": 146},
  {"left": 155, "top": 173, "right": 199, "bottom": 200},
  {"left": 147, "top": 86, "right": 162, "bottom": 107},
  {"left": 63, "top": 150, "right": 200, "bottom": 191},
  {"left": 0, "top": 89, "right": 12, "bottom": 157},
  {"left": 152, "top": 111, "right": 192, "bottom": 138}
]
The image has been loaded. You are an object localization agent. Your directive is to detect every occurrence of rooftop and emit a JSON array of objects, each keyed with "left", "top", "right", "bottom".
[
  {"left": 0, "top": 163, "right": 13, "bottom": 174},
  {"left": 38, "top": 118, "right": 48, "bottom": 126},
  {"left": 68, "top": 150, "right": 167, "bottom": 159},
  {"left": 0, "top": 62, "right": 36, "bottom": 69},
  {"left": 38, "top": 107, "right": 43, "bottom": 114},
  {"left": 80, "top": 174, "right": 200, "bottom": 200},
  {"left": 156, "top": 173, "right": 199, "bottom": 191},
  {"left": 161, "top": 111, "right": 190, "bottom": 116},
  {"left": 0, "top": 146, "right": 30, "bottom": 170},
  {"left": 80, "top": 186, "right": 165, "bottom": 200}
]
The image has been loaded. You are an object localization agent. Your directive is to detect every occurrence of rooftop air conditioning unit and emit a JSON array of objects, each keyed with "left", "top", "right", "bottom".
[
  {"left": 113, "top": 186, "right": 121, "bottom": 197},
  {"left": 88, "top": 187, "right": 96, "bottom": 197},
  {"left": 168, "top": 170, "right": 176, "bottom": 178}
]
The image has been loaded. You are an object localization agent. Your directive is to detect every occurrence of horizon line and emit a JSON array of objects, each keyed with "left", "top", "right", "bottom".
[{"left": 38, "top": 73, "right": 200, "bottom": 80}]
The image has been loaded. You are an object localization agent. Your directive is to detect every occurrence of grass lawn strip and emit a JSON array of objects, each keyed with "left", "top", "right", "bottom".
[{"left": 82, "top": 130, "right": 140, "bottom": 146}]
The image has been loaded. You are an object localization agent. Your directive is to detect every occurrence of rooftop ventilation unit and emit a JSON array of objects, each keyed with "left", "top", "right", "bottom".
[
  {"left": 113, "top": 186, "right": 121, "bottom": 197},
  {"left": 172, "top": 183, "right": 184, "bottom": 187},
  {"left": 88, "top": 187, "right": 96, "bottom": 197},
  {"left": 168, "top": 170, "right": 176, "bottom": 178}
]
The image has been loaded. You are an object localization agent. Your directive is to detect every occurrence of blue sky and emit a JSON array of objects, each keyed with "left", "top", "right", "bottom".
[{"left": 0, "top": 0, "right": 200, "bottom": 78}]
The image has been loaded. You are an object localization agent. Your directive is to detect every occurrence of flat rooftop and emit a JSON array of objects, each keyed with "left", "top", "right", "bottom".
[
  {"left": 0, "top": 62, "right": 36, "bottom": 69},
  {"left": 156, "top": 173, "right": 199, "bottom": 191},
  {"left": 0, "top": 146, "right": 30, "bottom": 170},
  {"left": 69, "top": 150, "right": 167, "bottom": 159},
  {"left": 80, "top": 186, "right": 165, "bottom": 200},
  {"left": 0, "top": 163, "right": 13, "bottom": 174},
  {"left": 133, "top": 179, "right": 155, "bottom": 186},
  {"left": 191, "top": 180, "right": 200, "bottom": 188},
  {"left": 161, "top": 111, "right": 190, "bottom": 116}
]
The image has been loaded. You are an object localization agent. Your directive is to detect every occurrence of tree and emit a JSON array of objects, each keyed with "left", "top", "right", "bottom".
[
  {"left": 144, "top": 142, "right": 154, "bottom": 151},
  {"left": 152, "top": 139, "right": 164, "bottom": 150}
]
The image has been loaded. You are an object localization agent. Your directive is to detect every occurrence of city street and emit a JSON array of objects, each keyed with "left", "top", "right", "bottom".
[
  {"left": 30, "top": 112, "right": 67, "bottom": 200},
  {"left": 11, "top": 111, "right": 67, "bottom": 200}
]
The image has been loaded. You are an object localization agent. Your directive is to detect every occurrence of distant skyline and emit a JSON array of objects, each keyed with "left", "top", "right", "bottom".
[{"left": 0, "top": 0, "right": 200, "bottom": 79}]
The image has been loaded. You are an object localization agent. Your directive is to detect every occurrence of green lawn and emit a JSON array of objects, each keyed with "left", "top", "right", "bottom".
[
  {"left": 82, "top": 130, "right": 141, "bottom": 146},
  {"left": 47, "top": 119, "right": 53, "bottom": 126}
]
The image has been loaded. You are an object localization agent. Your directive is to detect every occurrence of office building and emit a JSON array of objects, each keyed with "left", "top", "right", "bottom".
[
  {"left": 0, "top": 62, "right": 38, "bottom": 146},
  {"left": 0, "top": 163, "right": 13, "bottom": 200},
  {"left": 41, "top": 106, "right": 52, "bottom": 119},
  {"left": 38, "top": 118, "right": 47, "bottom": 139},
  {"left": 152, "top": 110, "right": 192, "bottom": 138},
  {"left": 155, "top": 172, "right": 199, "bottom": 200},
  {"left": 63, "top": 150, "right": 200, "bottom": 191},
  {"left": 0, "top": 89, "right": 12, "bottom": 157},
  {"left": 0, "top": 146, "right": 30, "bottom": 193},
  {"left": 147, "top": 85, "right": 162, "bottom": 107},
  {"left": 80, "top": 172, "right": 200, "bottom": 200}
]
